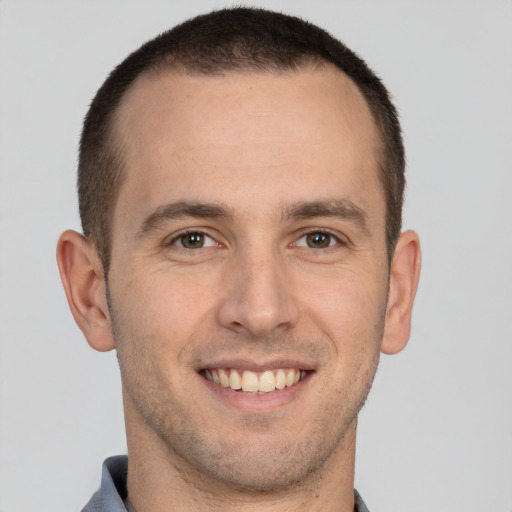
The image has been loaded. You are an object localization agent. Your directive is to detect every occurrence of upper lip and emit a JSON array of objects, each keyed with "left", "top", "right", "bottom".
[{"left": 197, "top": 357, "right": 317, "bottom": 372}]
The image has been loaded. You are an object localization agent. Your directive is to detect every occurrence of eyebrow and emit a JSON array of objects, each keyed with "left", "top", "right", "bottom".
[
  {"left": 137, "top": 201, "right": 234, "bottom": 238},
  {"left": 285, "top": 199, "right": 369, "bottom": 235},
  {"left": 136, "top": 197, "right": 369, "bottom": 239}
]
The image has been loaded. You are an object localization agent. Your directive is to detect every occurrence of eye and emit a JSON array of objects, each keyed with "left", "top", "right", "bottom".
[
  {"left": 172, "top": 232, "right": 218, "bottom": 249},
  {"left": 295, "top": 231, "right": 339, "bottom": 249}
]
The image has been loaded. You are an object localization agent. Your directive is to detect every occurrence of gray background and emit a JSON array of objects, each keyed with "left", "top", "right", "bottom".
[{"left": 1, "top": 1, "right": 511, "bottom": 511}]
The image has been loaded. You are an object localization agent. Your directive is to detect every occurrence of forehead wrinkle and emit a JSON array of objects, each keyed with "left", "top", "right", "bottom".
[
  {"left": 136, "top": 201, "right": 235, "bottom": 239},
  {"left": 283, "top": 199, "right": 370, "bottom": 235}
]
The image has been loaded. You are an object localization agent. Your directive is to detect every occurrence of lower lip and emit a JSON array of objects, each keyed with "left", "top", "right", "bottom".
[{"left": 200, "top": 373, "right": 311, "bottom": 412}]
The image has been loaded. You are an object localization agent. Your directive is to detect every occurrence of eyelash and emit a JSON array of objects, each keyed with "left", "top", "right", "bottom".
[
  {"left": 293, "top": 229, "right": 344, "bottom": 249},
  {"left": 165, "top": 229, "right": 218, "bottom": 249}
]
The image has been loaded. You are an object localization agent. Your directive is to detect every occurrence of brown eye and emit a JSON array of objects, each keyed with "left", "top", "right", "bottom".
[
  {"left": 177, "top": 232, "right": 207, "bottom": 248},
  {"left": 305, "top": 232, "right": 332, "bottom": 248}
]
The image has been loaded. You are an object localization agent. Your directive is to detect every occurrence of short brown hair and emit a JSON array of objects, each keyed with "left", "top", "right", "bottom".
[{"left": 78, "top": 7, "right": 405, "bottom": 272}]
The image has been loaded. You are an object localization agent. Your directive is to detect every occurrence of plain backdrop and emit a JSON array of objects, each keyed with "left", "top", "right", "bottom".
[{"left": 0, "top": 1, "right": 511, "bottom": 511}]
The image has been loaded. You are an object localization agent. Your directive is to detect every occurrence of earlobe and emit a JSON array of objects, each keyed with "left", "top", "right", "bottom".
[
  {"left": 381, "top": 230, "right": 421, "bottom": 355},
  {"left": 56, "top": 230, "right": 115, "bottom": 352}
]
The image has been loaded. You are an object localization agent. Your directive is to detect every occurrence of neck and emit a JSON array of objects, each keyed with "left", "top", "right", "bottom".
[{"left": 124, "top": 407, "right": 358, "bottom": 512}]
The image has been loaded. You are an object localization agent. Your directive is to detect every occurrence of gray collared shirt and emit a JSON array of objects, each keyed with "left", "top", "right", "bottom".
[{"left": 82, "top": 456, "right": 370, "bottom": 512}]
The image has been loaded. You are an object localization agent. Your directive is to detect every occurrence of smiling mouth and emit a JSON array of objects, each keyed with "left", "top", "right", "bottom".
[{"left": 201, "top": 368, "right": 308, "bottom": 393}]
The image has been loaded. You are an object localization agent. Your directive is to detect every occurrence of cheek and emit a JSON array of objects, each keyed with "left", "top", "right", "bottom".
[
  {"left": 109, "top": 273, "right": 208, "bottom": 407},
  {"left": 302, "top": 267, "right": 388, "bottom": 356},
  {"left": 112, "top": 269, "right": 219, "bottom": 358}
]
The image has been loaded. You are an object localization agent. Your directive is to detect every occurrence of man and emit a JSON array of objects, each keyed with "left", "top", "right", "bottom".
[{"left": 57, "top": 7, "right": 421, "bottom": 512}]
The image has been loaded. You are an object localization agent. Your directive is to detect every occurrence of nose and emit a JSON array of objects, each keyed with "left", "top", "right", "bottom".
[{"left": 217, "top": 249, "right": 299, "bottom": 338}]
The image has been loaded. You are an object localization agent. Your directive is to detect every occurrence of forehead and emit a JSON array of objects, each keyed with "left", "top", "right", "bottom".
[
  {"left": 112, "top": 65, "right": 383, "bottom": 230},
  {"left": 116, "top": 64, "right": 379, "bottom": 159}
]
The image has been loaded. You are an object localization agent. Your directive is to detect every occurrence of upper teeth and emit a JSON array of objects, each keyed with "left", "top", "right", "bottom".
[{"left": 204, "top": 368, "right": 305, "bottom": 393}]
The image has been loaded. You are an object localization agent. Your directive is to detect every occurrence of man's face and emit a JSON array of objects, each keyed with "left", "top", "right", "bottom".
[{"left": 108, "top": 66, "right": 389, "bottom": 490}]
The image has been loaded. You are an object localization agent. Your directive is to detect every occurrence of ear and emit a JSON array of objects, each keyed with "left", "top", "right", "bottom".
[
  {"left": 56, "top": 230, "right": 115, "bottom": 352},
  {"left": 381, "top": 230, "right": 421, "bottom": 355}
]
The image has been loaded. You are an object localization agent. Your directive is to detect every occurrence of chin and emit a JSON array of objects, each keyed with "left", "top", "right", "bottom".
[{"left": 150, "top": 410, "right": 358, "bottom": 494}]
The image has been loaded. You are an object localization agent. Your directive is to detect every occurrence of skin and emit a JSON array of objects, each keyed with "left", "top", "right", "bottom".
[{"left": 57, "top": 65, "right": 421, "bottom": 512}]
